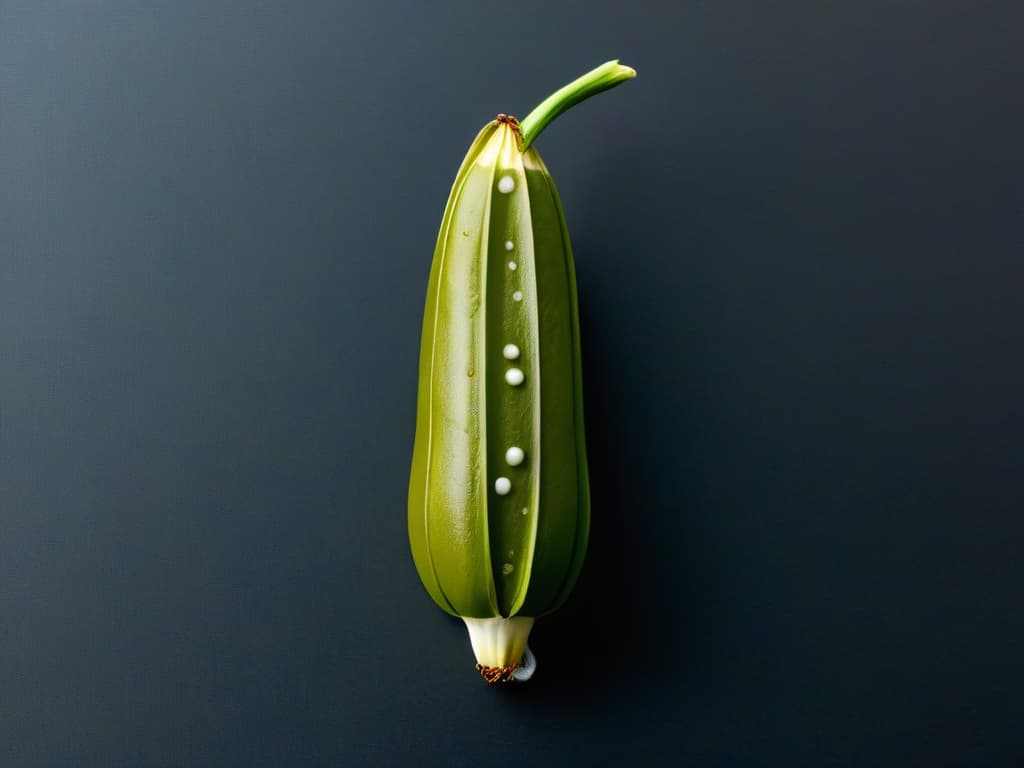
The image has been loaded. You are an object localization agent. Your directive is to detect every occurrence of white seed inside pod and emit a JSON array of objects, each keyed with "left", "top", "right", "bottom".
[
  {"left": 505, "top": 368, "right": 524, "bottom": 386},
  {"left": 505, "top": 241, "right": 514, "bottom": 251},
  {"left": 508, "top": 261, "right": 517, "bottom": 271},
  {"left": 505, "top": 446, "right": 525, "bottom": 466},
  {"left": 494, "top": 477, "right": 511, "bottom": 495},
  {"left": 512, "top": 291, "right": 523, "bottom": 302},
  {"left": 497, "top": 175, "right": 515, "bottom": 194},
  {"left": 502, "top": 344, "right": 520, "bottom": 360}
]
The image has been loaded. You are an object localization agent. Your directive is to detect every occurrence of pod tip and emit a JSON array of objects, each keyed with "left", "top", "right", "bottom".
[{"left": 475, "top": 662, "right": 521, "bottom": 684}]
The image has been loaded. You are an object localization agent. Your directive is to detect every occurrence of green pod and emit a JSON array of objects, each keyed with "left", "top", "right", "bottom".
[{"left": 408, "top": 61, "right": 635, "bottom": 682}]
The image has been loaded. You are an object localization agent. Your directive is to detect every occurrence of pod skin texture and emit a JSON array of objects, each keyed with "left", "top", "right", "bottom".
[
  {"left": 408, "top": 61, "right": 633, "bottom": 682},
  {"left": 408, "top": 118, "right": 590, "bottom": 628}
]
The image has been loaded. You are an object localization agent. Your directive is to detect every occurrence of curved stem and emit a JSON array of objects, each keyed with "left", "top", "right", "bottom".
[{"left": 519, "top": 60, "right": 636, "bottom": 149}]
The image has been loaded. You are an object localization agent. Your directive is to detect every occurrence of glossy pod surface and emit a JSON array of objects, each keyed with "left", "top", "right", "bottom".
[{"left": 408, "top": 120, "right": 590, "bottom": 621}]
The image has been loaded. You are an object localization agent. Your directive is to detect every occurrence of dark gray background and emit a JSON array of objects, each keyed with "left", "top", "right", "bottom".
[{"left": 2, "top": 1, "right": 1022, "bottom": 765}]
